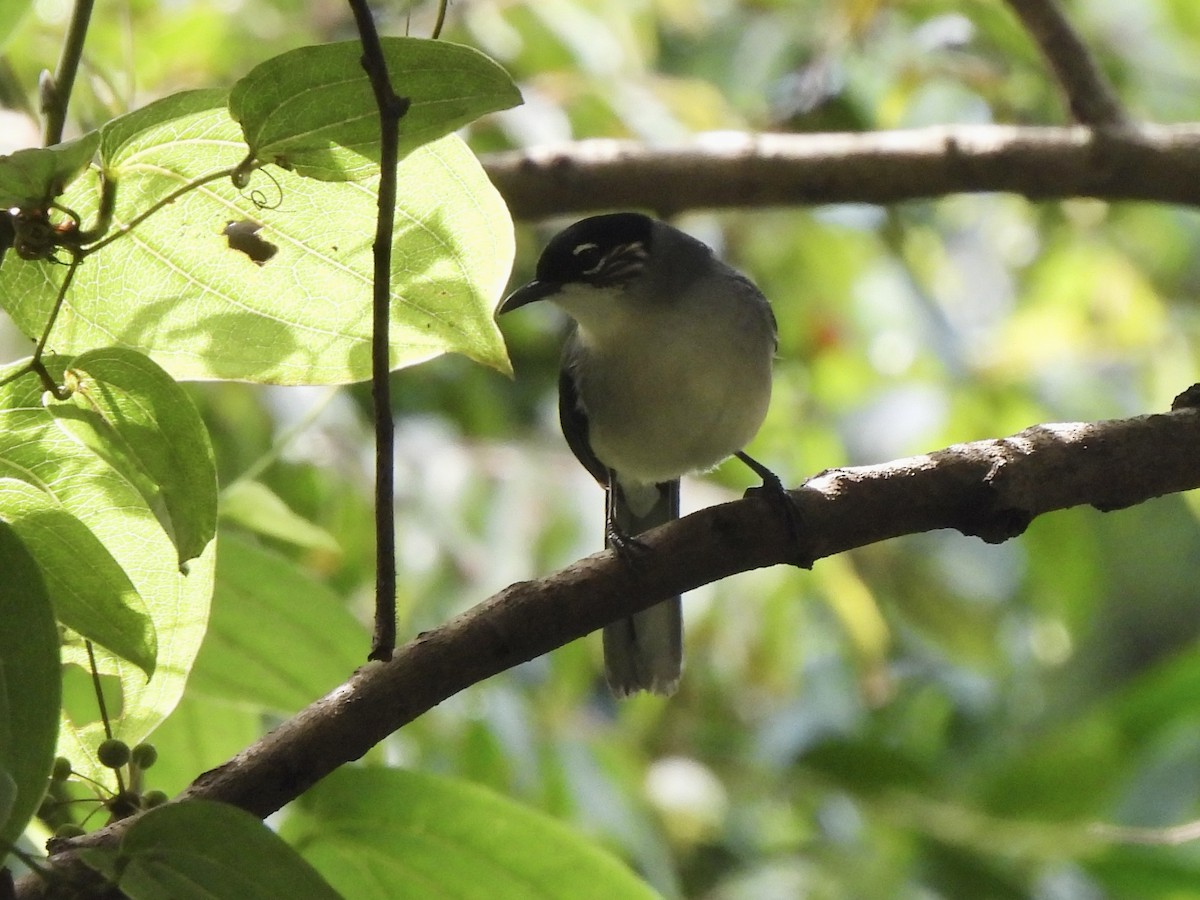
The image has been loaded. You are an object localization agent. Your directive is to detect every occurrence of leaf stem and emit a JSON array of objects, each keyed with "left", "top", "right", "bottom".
[
  {"left": 345, "top": 0, "right": 411, "bottom": 662},
  {"left": 431, "top": 0, "right": 449, "bottom": 39},
  {"left": 42, "top": 0, "right": 96, "bottom": 146},
  {"left": 82, "top": 166, "right": 239, "bottom": 255},
  {"left": 22, "top": 255, "right": 82, "bottom": 399},
  {"left": 85, "top": 640, "right": 126, "bottom": 796}
]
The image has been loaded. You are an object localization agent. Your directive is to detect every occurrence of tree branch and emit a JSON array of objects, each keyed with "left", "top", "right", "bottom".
[
  {"left": 22, "top": 397, "right": 1200, "bottom": 897},
  {"left": 482, "top": 123, "right": 1200, "bottom": 220},
  {"left": 344, "top": 0, "right": 411, "bottom": 662},
  {"left": 1002, "top": 0, "right": 1129, "bottom": 128}
]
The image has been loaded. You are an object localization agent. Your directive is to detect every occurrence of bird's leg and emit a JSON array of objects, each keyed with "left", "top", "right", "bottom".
[
  {"left": 604, "top": 477, "right": 650, "bottom": 558},
  {"left": 735, "top": 451, "right": 809, "bottom": 564}
]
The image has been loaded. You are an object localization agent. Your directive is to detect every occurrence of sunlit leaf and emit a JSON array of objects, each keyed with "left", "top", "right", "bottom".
[
  {"left": 229, "top": 38, "right": 521, "bottom": 181},
  {"left": 219, "top": 480, "right": 339, "bottom": 554},
  {"left": 49, "top": 347, "right": 218, "bottom": 567},
  {"left": 0, "top": 95, "right": 513, "bottom": 383},
  {"left": 0, "top": 478, "right": 156, "bottom": 676},
  {"left": 0, "top": 360, "right": 213, "bottom": 789},
  {"left": 99, "top": 89, "right": 229, "bottom": 171}
]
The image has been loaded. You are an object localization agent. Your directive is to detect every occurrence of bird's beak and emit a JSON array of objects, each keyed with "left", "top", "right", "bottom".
[{"left": 499, "top": 279, "right": 561, "bottom": 314}]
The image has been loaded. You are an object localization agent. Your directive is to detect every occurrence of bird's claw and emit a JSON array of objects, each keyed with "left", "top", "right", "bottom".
[{"left": 737, "top": 452, "right": 811, "bottom": 568}]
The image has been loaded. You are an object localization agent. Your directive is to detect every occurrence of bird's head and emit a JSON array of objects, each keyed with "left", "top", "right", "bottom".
[{"left": 500, "top": 213, "right": 655, "bottom": 314}]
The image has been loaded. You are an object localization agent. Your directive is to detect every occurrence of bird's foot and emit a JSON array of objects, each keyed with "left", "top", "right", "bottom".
[
  {"left": 736, "top": 451, "right": 812, "bottom": 568},
  {"left": 606, "top": 520, "right": 650, "bottom": 560}
]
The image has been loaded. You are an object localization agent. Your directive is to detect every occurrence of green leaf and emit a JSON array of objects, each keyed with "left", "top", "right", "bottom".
[
  {"left": 0, "top": 478, "right": 156, "bottom": 676},
  {"left": 282, "top": 768, "right": 659, "bottom": 900},
  {"left": 133, "top": 693, "right": 260, "bottom": 798},
  {"left": 220, "top": 480, "right": 339, "bottom": 554},
  {"left": 0, "top": 95, "right": 513, "bottom": 383},
  {"left": 99, "top": 89, "right": 230, "bottom": 170},
  {"left": 0, "top": 0, "right": 32, "bottom": 52},
  {"left": 48, "top": 347, "right": 218, "bottom": 567},
  {"left": 0, "top": 133, "right": 99, "bottom": 208},
  {"left": 80, "top": 800, "right": 341, "bottom": 900},
  {"left": 229, "top": 38, "right": 521, "bottom": 181},
  {"left": 188, "top": 533, "right": 366, "bottom": 712},
  {"left": 0, "top": 523, "right": 60, "bottom": 854},
  {"left": 0, "top": 360, "right": 213, "bottom": 789}
]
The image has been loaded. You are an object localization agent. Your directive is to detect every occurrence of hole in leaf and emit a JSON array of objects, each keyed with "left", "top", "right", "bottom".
[{"left": 223, "top": 219, "right": 277, "bottom": 265}]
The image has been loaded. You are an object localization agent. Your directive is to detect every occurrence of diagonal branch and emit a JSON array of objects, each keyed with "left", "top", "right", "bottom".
[
  {"left": 22, "top": 396, "right": 1200, "bottom": 897},
  {"left": 482, "top": 124, "right": 1200, "bottom": 220},
  {"left": 1002, "top": 0, "right": 1129, "bottom": 128}
]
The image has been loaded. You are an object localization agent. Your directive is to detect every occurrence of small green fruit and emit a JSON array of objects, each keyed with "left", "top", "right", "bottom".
[
  {"left": 97, "top": 738, "right": 130, "bottom": 769},
  {"left": 142, "top": 790, "right": 169, "bottom": 808},
  {"left": 130, "top": 742, "right": 158, "bottom": 770}
]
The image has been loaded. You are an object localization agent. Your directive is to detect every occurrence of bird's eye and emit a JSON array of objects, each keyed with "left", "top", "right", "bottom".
[{"left": 571, "top": 242, "right": 605, "bottom": 275}]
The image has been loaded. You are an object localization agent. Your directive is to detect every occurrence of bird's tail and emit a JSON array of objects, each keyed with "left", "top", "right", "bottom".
[{"left": 603, "top": 479, "right": 682, "bottom": 696}]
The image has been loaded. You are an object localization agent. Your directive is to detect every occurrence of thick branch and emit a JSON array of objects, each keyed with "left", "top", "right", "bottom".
[
  {"left": 22, "top": 399, "right": 1200, "bottom": 896},
  {"left": 1003, "top": 0, "right": 1128, "bottom": 128},
  {"left": 482, "top": 124, "right": 1200, "bottom": 219}
]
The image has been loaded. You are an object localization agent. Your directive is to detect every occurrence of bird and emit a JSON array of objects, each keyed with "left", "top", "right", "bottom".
[{"left": 500, "top": 212, "right": 780, "bottom": 697}]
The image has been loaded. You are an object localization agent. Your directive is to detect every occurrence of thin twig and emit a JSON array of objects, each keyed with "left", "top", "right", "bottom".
[
  {"left": 345, "top": 0, "right": 411, "bottom": 662},
  {"left": 41, "top": 0, "right": 96, "bottom": 145},
  {"left": 1002, "top": 0, "right": 1129, "bottom": 128},
  {"left": 25, "top": 254, "right": 81, "bottom": 398},
  {"left": 82, "top": 166, "right": 238, "bottom": 255},
  {"left": 84, "top": 640, "right": 125, "bottom": 796},
  {"left": 430, "top": 0, "right": 449, "bottom": 40}
]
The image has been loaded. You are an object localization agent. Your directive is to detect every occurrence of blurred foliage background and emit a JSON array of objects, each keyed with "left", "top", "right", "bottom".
[{"left": 5, "top": 0, "right": 1200, "bottom": 897}]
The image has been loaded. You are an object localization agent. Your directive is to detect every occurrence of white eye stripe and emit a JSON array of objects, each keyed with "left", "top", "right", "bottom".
[{"left": 572, "top": 241, "right": 648, "bottom": 278}]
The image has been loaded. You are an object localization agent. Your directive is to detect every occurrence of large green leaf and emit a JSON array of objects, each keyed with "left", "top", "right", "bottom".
[
  {"left": 0, "top": 360, "right": 213, "bottom": 788},
  {"left": 187, "top": 533, "right": 366, "bottom": 712},
  {"left": 99, "top": 89, "right": 229, "bottom": 169},
  {"left": 281, "top": 768, "right": 659, "bottom": 900},
  {"left": 80, "top": 800, "right": 341, "bottom": 900},
  {"left": 0, "top": 523, "right": 60, "bottom": 855},
  {"left": 229, "top": 38, "right": 521, "bottom": 181},
  {"left": 0, "top": 478, "right": 156, "bottom": 676},
  {"left": 48, "top": 347, "right": 218, "bottom": 567},
  {"left": 0, "top": 96, "right": 513, "bottom": 383}
]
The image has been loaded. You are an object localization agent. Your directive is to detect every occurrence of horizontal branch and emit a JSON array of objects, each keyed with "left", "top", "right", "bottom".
[
  {"left": 483, "top": 123, "right": 1200, "bottom": 220},
  {"left": 23, "top": 395, "right": 1200, "bottom": 896}
]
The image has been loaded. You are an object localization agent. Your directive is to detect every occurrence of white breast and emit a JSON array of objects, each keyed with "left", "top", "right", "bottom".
[{"left": 558, "top": 273, "right": 775, "bottom": 486}]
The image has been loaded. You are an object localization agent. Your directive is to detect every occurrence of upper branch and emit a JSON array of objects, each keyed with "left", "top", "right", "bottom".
[
  {"left": 24, "top": 397, "right": 1200, "bottom": 897},
  {"left": 483, "top": 124, "right": 1200, "bottom": 220},
  {"left": 1003, "top": 0, "right": 1129, "bottom": 128}
]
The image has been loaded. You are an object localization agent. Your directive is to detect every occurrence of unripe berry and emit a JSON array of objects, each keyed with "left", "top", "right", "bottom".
[
  {"left": 97, "top": 738, "right": 130, "bottom": 769},
  {"left": 142, "top": 790, "right": 169, "bottom": 808},
  {"left": 130, "top": 742, "right": 158, "bottom": 770},
  {"left": 51, "top": 756, "right": 72, "bottom": 781}
]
